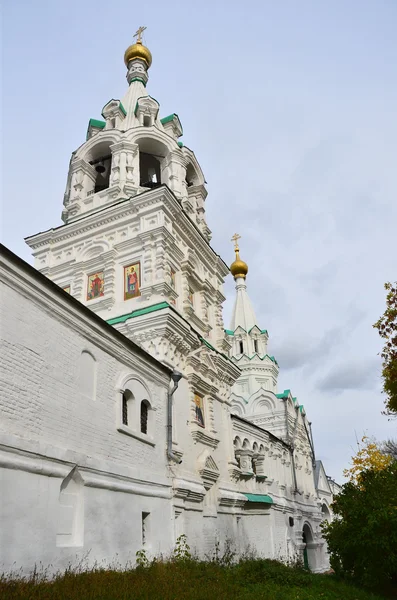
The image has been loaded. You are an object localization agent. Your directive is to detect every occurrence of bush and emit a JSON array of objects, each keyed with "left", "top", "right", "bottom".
[{"left": 322, "top": 461, "right": 397, "bottom": 593}]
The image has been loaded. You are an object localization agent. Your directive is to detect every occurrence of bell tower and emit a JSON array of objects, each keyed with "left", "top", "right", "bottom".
[{"left": 25, "top": 30, "right": 240, "bottom": 488}]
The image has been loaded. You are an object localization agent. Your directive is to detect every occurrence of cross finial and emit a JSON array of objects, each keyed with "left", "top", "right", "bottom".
[
  {"left": 231, "top": 233, "right": 241, "bottom": 249},
  {"left": 133, "top": 25, "right": 147, "bottom": 43}
]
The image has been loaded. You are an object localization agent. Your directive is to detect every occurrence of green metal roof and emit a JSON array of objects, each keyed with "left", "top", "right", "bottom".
[
  {"left": 107, "top": 302, "right": 169, "bottom": 325},
  {"left": 160, "top": 113, "right": 183, "bottom": 135},
  {"left": 276, "top": 389, "right": 291, "bottom": 399},
  {"left": 177, "top": 141, "right": 184, "bottom": 148},
  {"left": 244, "top": 494, "right": 273, "bottom": 504},
  {"left": 129, "top": 77, "right": 147, "bottom": 87},
  {"left": 88, "top": 118, "right": 106, "bottom": 129},
  {"left": 225, "top": 326, "right": 268, "bottom": 335},
  {"left": 119, "top": 102, "right": 127, "bottom": 116},
  {"left": 161, "top": 113, "right": 176, "bottom": 125}
]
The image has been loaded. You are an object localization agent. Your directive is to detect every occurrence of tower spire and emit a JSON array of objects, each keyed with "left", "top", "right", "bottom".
[{"left": 229, "top": 234, "right": 257, "bottom": 332}]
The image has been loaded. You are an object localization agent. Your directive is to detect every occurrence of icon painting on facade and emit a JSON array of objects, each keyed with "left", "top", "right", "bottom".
[
  {"left": 62, "top": 285, "right": 71, "bottom": 294},
  {"left": 87, "top": 272, "right": 104, "bottom": 300},
  {"left": 170, "top": 269, "right": 176, "bottom": 289},
  {"left": 124, "top": 262, "right": 141, "bottom": 300},
  {"left": 194, "top": 393, "right": 205, "bottom": 428}
]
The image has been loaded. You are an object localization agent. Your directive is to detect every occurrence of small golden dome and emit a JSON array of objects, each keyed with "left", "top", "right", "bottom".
[
  {"left": 230, "top": 247, "right": 248, "bottom": 278},
  {"left": 124, "top": 40, "right": 152, "bottom": 68}
]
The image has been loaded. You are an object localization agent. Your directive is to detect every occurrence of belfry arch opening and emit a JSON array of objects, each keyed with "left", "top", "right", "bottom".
[
  {"left": 87, "top": 142, "right": 112, "bottom": 193},
  {"left": 140, "top": 153, "right": 161, "bottom": 188},
  {"left": 185, "top": 163, "right": 199, "bottom": 188},
  {"left": 137, "top": 138, "right": 169, "bottom": 189}
]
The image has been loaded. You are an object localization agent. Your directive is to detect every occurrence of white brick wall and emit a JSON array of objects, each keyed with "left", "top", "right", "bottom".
[{"left": 0, "top": 252, "right": 173, "bottom": 574}]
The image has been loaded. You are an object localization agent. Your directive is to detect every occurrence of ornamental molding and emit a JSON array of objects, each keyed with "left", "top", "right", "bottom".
[
  {"left": 173, "top": 478, "right": 206, "bottom": 504},
  {"left": 0, "top": 258, "right": 170, "bottom": 388},
  {"left": 191, "top": 426, "right": 220, "bottom": 449},
  {"left": 218, "top": 488, "right": 247, "bottom": 508},
  {"left": 27, "top": 187, "right": 229, "bottom": 278}
]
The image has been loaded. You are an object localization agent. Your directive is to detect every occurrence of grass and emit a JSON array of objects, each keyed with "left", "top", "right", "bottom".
[{"left": 1, "top": 558, "right": 389, "bottom": 600}]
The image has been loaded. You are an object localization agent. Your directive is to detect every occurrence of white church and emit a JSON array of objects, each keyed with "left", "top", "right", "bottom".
[{"left": 0, "top": 30, "right": 339, "bottom": 575}]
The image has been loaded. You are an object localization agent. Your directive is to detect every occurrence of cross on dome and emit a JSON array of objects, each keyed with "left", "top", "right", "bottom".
[
  {"left": 231, "top": 232, "right": 241, "bottom": 250},
  {"left": 229, "top": 233, "right": 248, "bottom": 279},
  {"left": 133, "top": 26, "right": 147, "bottom": 43}
]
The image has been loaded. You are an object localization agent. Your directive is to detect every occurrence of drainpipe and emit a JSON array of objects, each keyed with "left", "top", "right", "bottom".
[
  {"left": 167, "top": 370, "right": 183, "bottom": 463},
  {"left": 284, "top": 398, "right": 299, "bottom": 494}
]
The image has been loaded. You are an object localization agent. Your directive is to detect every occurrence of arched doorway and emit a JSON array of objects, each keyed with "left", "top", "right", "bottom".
[{"left": 302, "top": 523, "right": 316, "bottom": 571}]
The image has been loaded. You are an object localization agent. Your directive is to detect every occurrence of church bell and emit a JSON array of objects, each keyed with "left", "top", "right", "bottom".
[{"left": 95, "top": 161, "right": 106, "bottom": 174}]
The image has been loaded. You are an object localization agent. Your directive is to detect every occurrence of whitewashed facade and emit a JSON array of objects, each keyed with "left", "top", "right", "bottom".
[{"left": 0, "top": 36, "right": 337, "bottom": 575}]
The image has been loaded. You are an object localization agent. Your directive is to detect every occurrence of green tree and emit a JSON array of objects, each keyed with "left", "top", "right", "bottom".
[
  {"left": 322, "top": 461, "right": 397, "bottom": 591},
  {"left": 373, "top": 281, "right": 397, "bottom": 416}
]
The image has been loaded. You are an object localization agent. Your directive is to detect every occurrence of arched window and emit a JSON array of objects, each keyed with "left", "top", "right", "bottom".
[
  {"left": 254, "top": 339, "right": 259, "bottom": 353},
  {"left": 122, "top": 390, "right": 133, "bottom": 426},
  {"left": 239, "top": 341, "right": 244, "bottom": 354},
  {"left": 140, "top": 400, "right": 149, "bottom": 434}
]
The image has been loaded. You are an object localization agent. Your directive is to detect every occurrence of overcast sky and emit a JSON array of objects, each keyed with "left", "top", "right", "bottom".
[{"left": 2, "top": 0, "right": 396, "bottom": 481}]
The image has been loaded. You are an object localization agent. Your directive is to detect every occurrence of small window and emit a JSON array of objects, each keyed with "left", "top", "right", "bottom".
[
  {"left": 111, "top": 118, "right": 116, "bottom": 128},
  {"left": 142, "top": 512, "right": 150, "bottom": 545},
  {"left": 143, "top": 116, "right": 151, "bottom": 127},
  {"left": 122, "top": 390, "right": 133, "bottom": 426},
  {"left": 254, "top": 339, "right": 259, "bottom": 353},
  {"left": 140, "top": 400, "right": 149, "bottom": 434},
  {"left": 289, "top": 517, "right": 294, "bottom": 527},
  {"left": 122, "top": 394, "right": 129, "bottom": 425},
  {"left": 239, "top": 341, "right": 244, "bottom": 354}
]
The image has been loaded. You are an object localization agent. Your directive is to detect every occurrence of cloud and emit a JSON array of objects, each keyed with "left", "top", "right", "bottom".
[{"left": 316, "top": 358, "right": 381, "bottom": 393}]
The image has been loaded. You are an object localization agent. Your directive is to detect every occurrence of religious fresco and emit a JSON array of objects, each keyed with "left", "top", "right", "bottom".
[
  {"left": 62, "top": 285, "right": 71, "bottom": 294},
  {"left": 87, "top": 272, "right": 104, "bottom": 300},
  {"left": 124, "top": 262, "right": 141, "bottom": 300},
  {"left": 194, "top": 393, "right": 205, "bottom": 428},
  {"left": 170, "top": 269, "right": 176, "bottom": 289}
]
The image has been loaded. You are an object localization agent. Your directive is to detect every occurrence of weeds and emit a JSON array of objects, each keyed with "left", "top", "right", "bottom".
[{"left": 1, "top": 538, "right": 388, "bottom": 600}]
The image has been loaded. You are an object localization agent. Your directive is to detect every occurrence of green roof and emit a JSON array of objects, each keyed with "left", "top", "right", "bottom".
[
  {"left": 199, "top": 337, "right": 233, "bottom": 364},
  {"left": 129, "top": 77, "right": 146, "bottom": 87},
  {"left": 235, "top": 353, "right": 279, "bottom": 366},
  {"left": 106, "top": 304, "right": 235, "bottom": 365},
  {"left": 225, "top": 326, "right": 268, "bottom": 335},
  {"left": 161, "top": 113, "right": 176, "bottom": 125},
  {"left": 276, "top": 389, "right": 291, "bottom": 399},
  {"left": 107, "top": 302, "right": 169, "bottom": 325},
  {"left": 177, "top": 141, "right": 184, "bottom": 148},
  {"left": 119, "top": 102, "right": 127, "bottom": 116},
  {"left": 244, "top": 494, "right": 273, "bottom": 504},
  {"left": 88, "top": 118, "right": 106, "bottom": 129},
  {"left": 160, "top": 113, "right": 183, "bottom": 135}
]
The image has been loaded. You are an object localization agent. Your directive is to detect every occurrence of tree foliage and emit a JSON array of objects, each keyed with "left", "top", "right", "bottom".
[
  {"left": 322, "top": 461, "right": 397, "bottom": 591},
  {"left": 383, "top": 438, "right": 397, "bottom": 460},
  {"left": 373, "top": 281, "right": 397, "bottom": 416},
  {"left": 343, "top": 435, "right": 393, "bottom": 485}
]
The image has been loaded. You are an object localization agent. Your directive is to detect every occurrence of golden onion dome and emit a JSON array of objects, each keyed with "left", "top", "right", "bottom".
[
  {"left": 124, "top": 40, "right": 152, "bottom": 68},
  {"left": 230, "top": 247, "right": 248, "bottom": 278}
]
